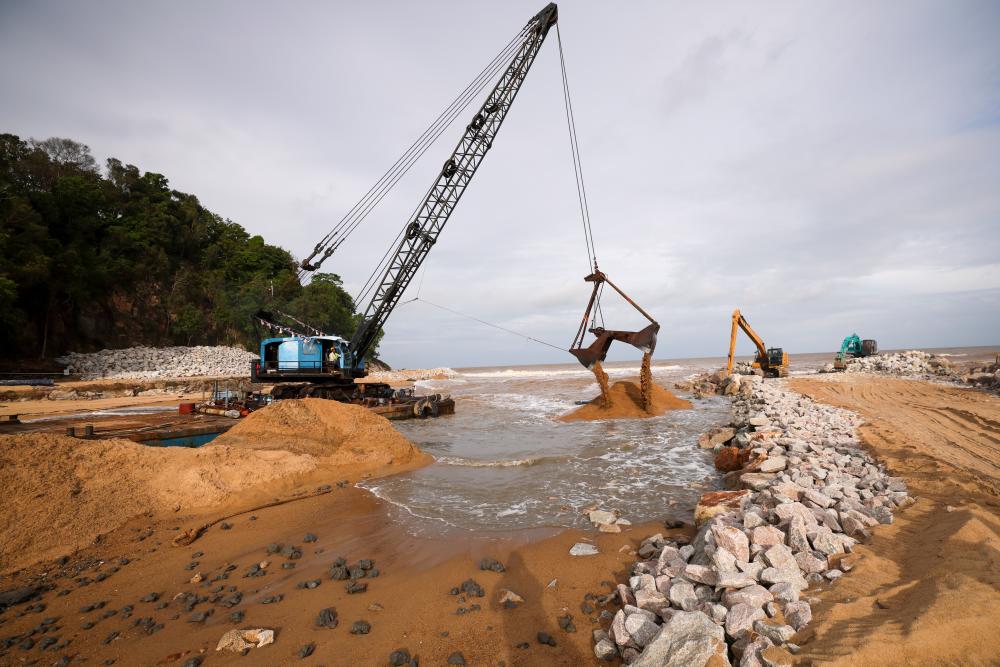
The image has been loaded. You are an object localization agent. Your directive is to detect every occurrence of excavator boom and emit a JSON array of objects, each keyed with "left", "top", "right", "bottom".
[{"left": 727, "top": 309, "right": 787, "bottom": 378}]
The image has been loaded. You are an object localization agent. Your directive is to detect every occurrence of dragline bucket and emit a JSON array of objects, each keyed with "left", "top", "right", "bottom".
[{"left": 569, "top": 270, "right": 660, "bottom": 369}]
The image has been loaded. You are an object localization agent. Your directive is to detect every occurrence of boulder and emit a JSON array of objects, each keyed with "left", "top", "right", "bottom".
[
  {"left": 594, "top": 638, "right": 617, "bottom": 661},
  {"left": 635, "top": 588, "right": 669, "bottom": 614},
  {"left": 694, "top": 490, "right": 751, "bottom": 526},
  {"left": 569, "top": 543, "right": 599, "bottom": 556},
  {"left": 625, "top": 613, "right": 661, "bottom": 647},
  {"left": 750, "top": 526, "right": 784, "bottom": 548},
  {"left": 758, "top": 456, "right": 787, "bottom": 473},
  {"left": 668, "top": 580, "right": 698, "bottom": 611},
  {"left": 712, "top": 523, "right": 751, "bottom": 563},
  {"left": 699, "top": 427, "right": 736, "bottom": 449},
  {"left": 633, "top": 611, "right": 731, "bottom": 667},
  {"left": 725, "top": 602, "right": 766, "bottom": 640},
  {"left": 783, "top": 601, "right": 812, "bottom": 630},
  {"left": 722, "top": 585, "right": 773, "bottom": 609}
]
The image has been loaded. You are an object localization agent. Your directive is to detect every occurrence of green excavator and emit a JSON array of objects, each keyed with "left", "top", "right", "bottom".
[{"left": 833, "top": 334, "right": 878, "bottom": 370}]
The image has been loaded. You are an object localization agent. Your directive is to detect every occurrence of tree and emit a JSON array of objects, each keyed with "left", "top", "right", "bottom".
[{"left": 0, "top": 134, "right": 373, "bottom": 360}]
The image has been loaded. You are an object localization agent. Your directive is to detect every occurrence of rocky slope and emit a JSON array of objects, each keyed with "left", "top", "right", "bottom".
[
  {"left": 57, "top": 346, "right": 258, "bottom": 380},
  {"left": 595, "top": 376, "right": 911, "bottom": 665}
]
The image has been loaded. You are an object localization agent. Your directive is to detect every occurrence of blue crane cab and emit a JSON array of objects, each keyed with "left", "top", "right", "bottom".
[{"left": 251, "top": 335, "right": 362, "bottom": 381}]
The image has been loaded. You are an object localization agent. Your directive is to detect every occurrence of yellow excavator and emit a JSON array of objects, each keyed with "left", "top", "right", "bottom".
[{"left": 727, "top": 309, "right": 788, "bottom": 378}]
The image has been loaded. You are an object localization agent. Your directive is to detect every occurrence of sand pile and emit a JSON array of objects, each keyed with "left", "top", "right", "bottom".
[
  {"left": 0, "top": 434, "right": 316, "bottom": 573},
  {"left": 1, "top": 400, "right": 427, "bottom": 573},
  {"left": 560, "top": 378, "right": 692, "bottom": 421},
  {"left": 211, "top": 398, "right": 428, "bottom": 468}
]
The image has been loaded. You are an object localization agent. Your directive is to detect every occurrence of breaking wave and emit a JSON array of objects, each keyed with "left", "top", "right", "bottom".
[{"left": 434, "top": 454, "right": 572, "bottom": 468}]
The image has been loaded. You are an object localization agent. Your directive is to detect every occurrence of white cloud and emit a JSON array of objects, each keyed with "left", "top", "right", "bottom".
[{"left": 2, "top": 0, "right": 997, "bottom": 367}]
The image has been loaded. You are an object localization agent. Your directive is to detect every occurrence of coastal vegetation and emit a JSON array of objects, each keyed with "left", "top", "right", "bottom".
[{"left": 0, "top": 134, "right": 369, "bottom": 359}]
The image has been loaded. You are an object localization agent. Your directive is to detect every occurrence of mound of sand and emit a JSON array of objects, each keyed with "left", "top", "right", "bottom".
[
  {"left": 0, "top": 400, "right": 428, "bottom": 573},
  {"left": 211, "top": 398, "right": 428, "bottom": 467},
  {"left": 560, "top": 379, "right": 693, "bottom": 422},
  {"left": 0, "top": 434, "right": 316, "bottom": 573}
]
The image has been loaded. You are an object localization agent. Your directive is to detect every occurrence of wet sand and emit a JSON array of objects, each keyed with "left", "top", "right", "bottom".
[
  {"left": 787, "top": 376, "right": 1000, "bottom": 665},
  {"left": 4, "top": 366, "right": 999, "bottom": 665},
  {"left": 0, "top": 479, "right": 685, "bottom": 665}
]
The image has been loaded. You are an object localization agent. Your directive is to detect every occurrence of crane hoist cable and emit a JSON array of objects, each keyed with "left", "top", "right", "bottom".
[
  {"left": 557, "top": 28, "right": 660, "bottom": 374},
  {"left": 298, "top": 26, "right": 530, "bottom": 279},
  {"left": 556, "top": 24, "right": 597, "bottom": 273},
  {"left": 399, "top": 297, "right": 565, "bottom": 351}
]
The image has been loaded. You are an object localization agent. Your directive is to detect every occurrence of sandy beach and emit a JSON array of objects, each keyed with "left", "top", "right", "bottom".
[
  {"left": 786, "top": 376, "right": 1000, "bottom": 665},
  {"left": 1, "top": 361, "right": 998, "bottom": 666}
]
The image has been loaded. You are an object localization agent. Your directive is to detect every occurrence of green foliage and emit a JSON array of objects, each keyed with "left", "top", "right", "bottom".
[{"left": 0, "top": 133, "right": 374, "bottom": 359}]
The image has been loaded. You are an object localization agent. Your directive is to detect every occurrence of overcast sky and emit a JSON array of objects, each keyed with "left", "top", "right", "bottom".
[{"left": 2, "top": 0, "right": 998, "bottom": 368}]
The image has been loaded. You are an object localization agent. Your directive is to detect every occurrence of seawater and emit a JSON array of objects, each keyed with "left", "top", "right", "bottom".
[
  {"left": 360, "top": 358, "right": 734, "bottom": 537},
  {"left": 363, "top": 346, "right": 998, "bottom": 536}
]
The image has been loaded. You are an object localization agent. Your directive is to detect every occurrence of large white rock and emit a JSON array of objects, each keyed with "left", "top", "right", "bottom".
[{"left": 633, "top": 611, "right": 731, "bottom": 667}]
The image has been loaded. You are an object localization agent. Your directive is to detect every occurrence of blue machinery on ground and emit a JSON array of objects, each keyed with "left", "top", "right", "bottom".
[{"left": 833, "top": 334, "right": 878, "bottom": 370}]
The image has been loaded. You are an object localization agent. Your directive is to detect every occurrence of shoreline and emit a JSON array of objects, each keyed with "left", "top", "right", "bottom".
[
  {"left": 1, "top": 361, "right": 998, "bottom": 665},
  {"left": 594, "top": 366, "right": 999, "bottom": 666}
]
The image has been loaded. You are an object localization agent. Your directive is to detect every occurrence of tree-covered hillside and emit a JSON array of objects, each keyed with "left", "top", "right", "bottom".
[{"left": 0, "top": 134, "right": 373, "bottom": 359}]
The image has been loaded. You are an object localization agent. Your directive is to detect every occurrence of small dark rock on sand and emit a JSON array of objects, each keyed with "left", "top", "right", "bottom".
[
  {"left": 447, "top": 652, "right": 467, "bottom": 665},
  {"left": 558, "top": 614, "right": 576, "bottom": 632},
  {"left": 479, "top": 558, "right": 505, "bottom": 573},
  {"left": 350, "top": 620, "right": 371, "bottom": 635},
  {"left": 298, "top": 642, "right": 316, "bottom": 658},
  {"left": 316, "top": 607, "right": 338, "bottom": 629},
  {"left": 460, "top": 579, "right": 484, "bottom": 598},
  {"left": 389, "top": 648, "right": 414, "bottom": 666},
  {"left": 303, "top": 533, "right": 318, "bottom": 543},
  {"left": 537, "top": 632, "right": 557, "bottom": 646},
  {"left": 346, "top": 581, "right": 367, "bottom": 594}
]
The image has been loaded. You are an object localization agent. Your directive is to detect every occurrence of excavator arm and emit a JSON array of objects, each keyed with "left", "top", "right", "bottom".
[
  {"left": 727, "top": 309, "right": 771, "bottom": 375},
  {"left": 346, "top": 4, "right": 559, "bottom": 364}
]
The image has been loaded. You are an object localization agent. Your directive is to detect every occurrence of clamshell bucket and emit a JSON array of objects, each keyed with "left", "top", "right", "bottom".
[{"left": 569, "top": 270, "right": 660, "bottom": 369}]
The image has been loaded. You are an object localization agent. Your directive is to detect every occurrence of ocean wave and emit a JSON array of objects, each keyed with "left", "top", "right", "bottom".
[
  {"left": 358, "top": 483, "right": 460, "bottom": 528},
  {"left": 434, "top": 454, "right": 571, "bottom": 468},
  {"left": 472, "top": 392, "right": 571, "bottom": 415},
  {"left": 459, "top": 364, "right": 683, "bottom": 380}
]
